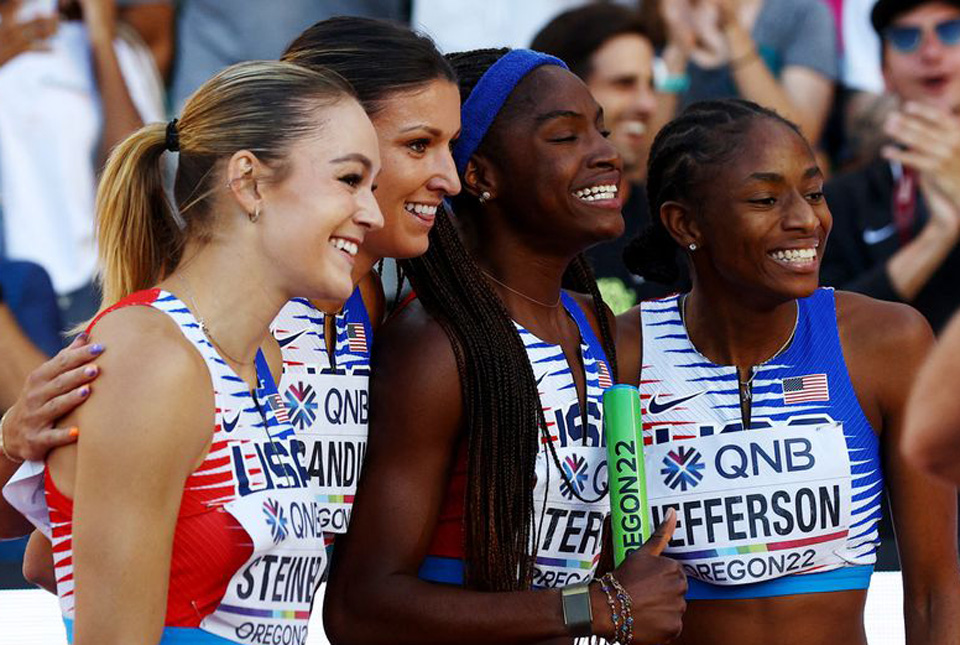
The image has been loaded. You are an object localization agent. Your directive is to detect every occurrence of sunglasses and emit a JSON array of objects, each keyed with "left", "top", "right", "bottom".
[{"left": 884, "top": 18, "right": 960, "bottom": 53}]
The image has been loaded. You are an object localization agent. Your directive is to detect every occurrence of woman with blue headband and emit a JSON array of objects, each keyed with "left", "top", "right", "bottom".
[{"left": 323, "top": 49, "right": 687, "bottom": 645}]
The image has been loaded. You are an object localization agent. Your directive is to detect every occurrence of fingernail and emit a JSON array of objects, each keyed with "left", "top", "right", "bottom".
[
  {"left": 68, "top": 427, "right": 79, "bottom": 438},
  {"left": 84, "top": 366, "right": 98, "bottom": 377},
  {"left": 79, "top": 386, "right": 90, "bottom": 397},
  {"left": 89, "top": 344, "right": 104, "bottom": 355}
]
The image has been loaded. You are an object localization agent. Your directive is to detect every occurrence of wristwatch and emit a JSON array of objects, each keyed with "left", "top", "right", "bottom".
[{"left": 561, "top": 583, "right": 593, "bottom": 637}]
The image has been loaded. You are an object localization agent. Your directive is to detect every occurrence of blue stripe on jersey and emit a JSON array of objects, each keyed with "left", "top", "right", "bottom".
[
  {"left": 64, "top": 619, "right": 236, "bottom": 644},
  {"left": 685, "top": 565, "right": 874, "bottom": 600}
]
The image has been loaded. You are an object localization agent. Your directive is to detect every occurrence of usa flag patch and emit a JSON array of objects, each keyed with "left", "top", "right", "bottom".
[
  {"left": 597, "top": 361, "right": 613, "bottom": 389},
  {"left": 782, "top": 374, "right": 829, "bottom": 405},
  {"left": 347, "top": 323, "right": 368, "bottom": 353},
  {"left": 266, "top": 393, "right": 290, "bottom": 423}
]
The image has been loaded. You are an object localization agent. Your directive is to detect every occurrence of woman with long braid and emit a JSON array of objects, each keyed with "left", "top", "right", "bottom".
[
  {"left": 323, "top": 49, "right": 686, "bottom": 645},
  {"left": 617, "top": 98, "right": 960, "bottom": 644}
]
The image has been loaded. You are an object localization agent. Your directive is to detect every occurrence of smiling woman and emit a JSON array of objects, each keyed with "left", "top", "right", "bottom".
[
  {"left": 616, "top": 98, "right": 960, "bottom": 645},
  {"left": 12, "top": 61, "right": 383, "bottom": 645},
  {"left": 321, "top": 49, "right": 687, "bottom": 645}
]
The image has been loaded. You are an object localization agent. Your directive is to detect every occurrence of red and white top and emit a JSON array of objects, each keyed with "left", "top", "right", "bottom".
[{"left": 43, "top": 289, "right": 325, "bottom": 642}]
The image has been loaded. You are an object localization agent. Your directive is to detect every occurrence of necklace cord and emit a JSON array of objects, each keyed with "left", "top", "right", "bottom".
[
  {"left": 481, "top": 270, "right": 562, "bottom": 308},
  {"left": 176, "top": 273, "right": 256, "bottom": 367}
]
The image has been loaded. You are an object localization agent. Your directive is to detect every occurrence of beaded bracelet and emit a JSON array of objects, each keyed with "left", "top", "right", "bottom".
[
  {"left": 598, "top": 574, "right": 622, "bottom": 641},
  {"left": 607, "top": 573, "right": 634, "bottom": 644},
  {"left": 599, "top": 573, "right": 635, "bottom": 644}
]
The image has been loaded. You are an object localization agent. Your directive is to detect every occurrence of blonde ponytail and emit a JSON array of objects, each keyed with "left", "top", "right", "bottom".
[
  {"left": 88, "top": 60, "right": 354, "bottom": 317},
  {"left": 95, "top": 122, "right": 183, "bottom": 308}
]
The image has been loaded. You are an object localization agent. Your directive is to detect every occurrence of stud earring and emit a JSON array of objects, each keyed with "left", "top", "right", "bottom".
[
  {"left": 479, "top": 191, "right": 491, "bottom": 204},
  {"left": 249, "top": 204, "right": 261, "bottom": 223},
  {"left": 688, "top": 242, "right": 698, "bottom": 251}
]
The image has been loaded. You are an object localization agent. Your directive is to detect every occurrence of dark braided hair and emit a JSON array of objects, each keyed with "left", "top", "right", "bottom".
[
  {"left": 399, "top": 49, "right": 617, "bottom": 592},
  {"left": 624, "top": 99, "right": 803, "bottom": 283}
]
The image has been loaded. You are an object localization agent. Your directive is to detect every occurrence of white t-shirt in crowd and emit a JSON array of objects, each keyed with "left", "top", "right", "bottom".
[
  {"left": 842, "top": 0, "right": 884, "bottom": 93},
  {"left": 412, "top": 0, "right": 587, "bottom": 53},
  {"left": 0, "top": 21, "right": 163, "bottom": 294}
]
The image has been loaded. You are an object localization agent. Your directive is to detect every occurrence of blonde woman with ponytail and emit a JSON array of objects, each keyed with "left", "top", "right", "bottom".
[{"left": 7, "top": 60, "right": 382, "bottom": 645}]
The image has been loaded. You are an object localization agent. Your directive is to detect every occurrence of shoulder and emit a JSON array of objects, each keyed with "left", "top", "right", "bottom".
[
  {"left": 834, "top": 290, "right": 932, "bottom": 421},
  {"left": 90, "top": 304, "right": 208, "bottom": 375},
  {"left": 371, "top": 299, "right": 460, "bottom": 398},
  {"left": 835, "top": 290, "right": 932, "bottom": 358},
  {"left": 368, "top": 298, "right": 463, "bottom": 441},
  {"left": 79, "top": 304, "right": 214, "bottom": 463}
]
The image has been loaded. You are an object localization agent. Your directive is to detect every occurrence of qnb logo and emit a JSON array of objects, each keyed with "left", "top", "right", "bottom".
[
  {"left": 285, "top": 382, "right": 318, "bottom": 430},
  {"left": 559, "top": 453, "right": 590, "bottom": 500},
  {"left": 661, "top": 446, "right": 705, "bottom": 491},
  {"left": 262, "top": 498, "right": 289, "bottom": 544}
]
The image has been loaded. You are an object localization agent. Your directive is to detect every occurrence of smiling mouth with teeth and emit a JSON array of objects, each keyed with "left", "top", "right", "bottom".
[
  {"left": 768, "top": 248, "right": 817, "bottom": 263},
  {"left": 404, "top": 203, "right": 438, "bottom": 218},
  {"left": 573, "top": 184, "right": 618, "bottom": 202},
  {"left": 330, "top": 237, "right": 359, "bottom": 257}
]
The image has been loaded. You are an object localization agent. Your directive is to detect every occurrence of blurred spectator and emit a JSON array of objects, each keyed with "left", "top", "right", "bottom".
[
  {"left": 0, "top": 0, "right": 166, "bottom": 329},
  {"left": 532, "top": 3, "right": 688, "bottom": 313},
  {"left": 0, "top": 1, "right": 57, "bottom": 66},
  {"left": 823, "top": 0, "right": 960, "bottom": 334},
  {"left": 842, "top": 0, "right": 884, "bottom": 93},
  {"left": 0, "top": 262, "right": 59, "bottom": 411},
  {"left": 644, "top": 0, "right": 838, "bottom": 147},
  {"left": 412, "top": 0, "right": 583, "bottom": 53},
  {"left": 115, "top": 0, "right": 174, "bottom": 80},
  {"left": 170, "top": 0, "right": 407, "bottom": 110}
]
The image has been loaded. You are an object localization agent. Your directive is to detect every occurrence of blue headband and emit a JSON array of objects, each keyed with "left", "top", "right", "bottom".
[{"left": 452, "top": 49, "right": 568, "bottom": 176}]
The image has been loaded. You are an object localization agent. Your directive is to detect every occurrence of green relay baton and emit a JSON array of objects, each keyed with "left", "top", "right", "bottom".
[{"left": 603, "top": 384, "right": 651, "bottom": 566}]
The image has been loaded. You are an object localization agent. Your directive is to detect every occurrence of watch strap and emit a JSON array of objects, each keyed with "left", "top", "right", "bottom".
[{"left": 561, "top": 583, "right": 593, "bottom": 637}]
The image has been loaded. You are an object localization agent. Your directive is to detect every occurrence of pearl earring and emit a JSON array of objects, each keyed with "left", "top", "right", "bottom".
[
  {"left": 479, "top": 191, "right": 491, "bottom": 203},
  {"left": 688, "top": 242, "right": 698, "bottom": 251}
]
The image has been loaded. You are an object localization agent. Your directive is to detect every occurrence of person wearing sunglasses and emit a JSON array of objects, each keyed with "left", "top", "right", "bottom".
[{"left": 821, "top": 0, "right": 960, "bottom": 335}]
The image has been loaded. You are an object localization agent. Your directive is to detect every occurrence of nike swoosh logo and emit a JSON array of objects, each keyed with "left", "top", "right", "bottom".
[
  {"left": 276, "top": 329, "right": 309, "bottom": 347},
  {"left": 862, "top": 224, "right": 896, "bottom": 245},
  {"left": 222, "top": 412, "right": 241, "bottom": 433},
  {"left": 647, "top": 391, "right": 705, "bottom": 415}
]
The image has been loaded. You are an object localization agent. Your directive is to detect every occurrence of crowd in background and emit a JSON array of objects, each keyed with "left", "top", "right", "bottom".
[{"left": 1, "top": 0, "right": 959, "bottom": 586}]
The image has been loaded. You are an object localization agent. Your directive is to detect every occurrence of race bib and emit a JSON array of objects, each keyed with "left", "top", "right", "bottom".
[
  {"left": 279, "top": 372, "right": 368, "bottom": 535},
  {"left": 201, "top": 439, "right": 326, "bottom": 645},
  {"left": 531, "top": 444, "right": 608, "bottom": 589},
  {"left": 645, "top": 422, "right": 851, "bottom": 585}
]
